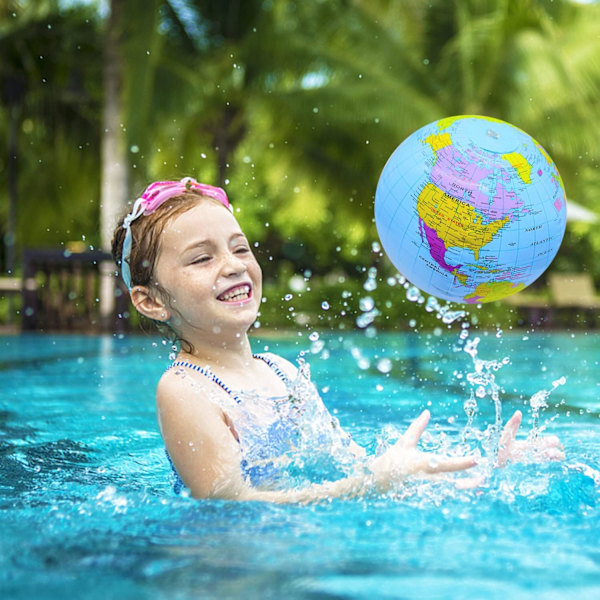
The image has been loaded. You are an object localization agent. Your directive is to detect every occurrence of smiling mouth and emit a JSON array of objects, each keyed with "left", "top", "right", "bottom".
[{"left": 217, "top": 284, "right": 252, "bottom": 302}]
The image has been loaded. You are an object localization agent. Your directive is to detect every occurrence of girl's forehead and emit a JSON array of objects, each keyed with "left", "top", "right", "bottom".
[{"left": 163, "top": 201, "right": 242, "bottom": 242}]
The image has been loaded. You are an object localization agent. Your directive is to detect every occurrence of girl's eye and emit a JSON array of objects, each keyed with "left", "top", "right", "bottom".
[
  {"left": 191, "top": 256, "right": 211, "bottom": 265},
  {"left": 235, "top": 246, "right": 250, "bottom": 254}
]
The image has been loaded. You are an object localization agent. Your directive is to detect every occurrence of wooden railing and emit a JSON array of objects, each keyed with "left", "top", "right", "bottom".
[{"left": 21, "top": 248, "right": 130, "bottom": 333}]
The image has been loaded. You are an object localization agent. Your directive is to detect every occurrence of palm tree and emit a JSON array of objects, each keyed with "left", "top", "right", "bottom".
[
  {"left": 241, "top": 0, "right": 600, "bottom": 272},
  {"left": 4, "top": 0, "right": 600, "bottom": 298},
  {"left": 99, "top": 0, "right": 129, "bottom": 324},
  {"left": 0, "top": 0, "right": 102, "bottom": 259}
]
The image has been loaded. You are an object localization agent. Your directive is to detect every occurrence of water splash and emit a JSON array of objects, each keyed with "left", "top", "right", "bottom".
[
  {"left": 529, "top": 376, "right": 567, "bottom": 439},
  {"left": 405, "top": 284, "right": 468, "bottom": 324},
  {"left": 462, "top": 336, "right": 510, "bottom": 465},
  {"left": 462, "top": 389, "right": 478, "bottom": 445},
  {"left": 363, "top": 266, "right": 378, "bottom": 292},
  {"left": 356, "top": 294, "right": 380, "bottom": 329}
]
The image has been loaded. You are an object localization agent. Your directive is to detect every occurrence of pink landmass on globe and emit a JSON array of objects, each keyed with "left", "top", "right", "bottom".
[
  {"left": 431, "top": 145, "right": 524, "bottom": 219},
  {"left": 419, "top": 220, "right": 462, "bottom": 274}
]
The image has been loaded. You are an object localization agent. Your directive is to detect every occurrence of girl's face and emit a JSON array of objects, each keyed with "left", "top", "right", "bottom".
[{"left": 153, "top": 200, "right": 262, "bottom": 342}]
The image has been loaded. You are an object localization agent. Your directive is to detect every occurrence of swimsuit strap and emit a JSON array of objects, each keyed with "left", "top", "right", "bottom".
[
  {"left": 253, "top": 353, "right": 290, "bottom": 384},
  {"left": 169, "top": 360, "right": 244, "bottom": 403},
  {"left": 169, "top": 353, "right": 289, "bottom": 404}
]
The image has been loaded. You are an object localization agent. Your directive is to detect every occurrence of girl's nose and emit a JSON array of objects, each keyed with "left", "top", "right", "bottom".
[{"left": 222, "top": 252, "right": 247, "bottom": 276}]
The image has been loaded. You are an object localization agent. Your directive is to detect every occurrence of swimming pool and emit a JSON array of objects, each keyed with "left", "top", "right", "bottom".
[{"left": 1, "top": 330, "right": 598, "bottom": 599}]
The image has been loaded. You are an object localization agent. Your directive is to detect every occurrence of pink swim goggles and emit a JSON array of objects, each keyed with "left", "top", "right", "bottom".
[{"left": 120, "top": 177, "right": 231, "bottom": 290}]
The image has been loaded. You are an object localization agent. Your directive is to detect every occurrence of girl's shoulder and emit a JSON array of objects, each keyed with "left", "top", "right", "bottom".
[{"left": 156, "top": 362, "right": 216, "bottom": 408}]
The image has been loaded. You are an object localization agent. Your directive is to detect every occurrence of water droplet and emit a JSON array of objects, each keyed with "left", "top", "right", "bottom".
[
  {"left": 425, "top": 296, "right": 439, "bottom": 313},
  {"left": 356, "top": 310, "right": 378, "bottom": 328},
  {"left": 376, "top": 358, "right": 392, "bottom": 374},
  {"left": 310, "top": 340, "right": 325, "bottom": 354},
  {"left": 357, "top": 357, "right": 370, "bottom": 370},
  {"left": 359, "top": 296, "right": 375, "bottom": 311},
  {"left": 365, "top": 326, "right": 377, "bottom": 338},
  {"left": 442, "top": 310, "right": 466, "bottom": 324},
  {"left": 321, "top": 301, "right": 330, "bottom": 310},
  {"left": 363, "top": 278, "right": 377, "bottom": 292},
  {"left": 552, "top": 376, "right": 567, "bottom": 388},
  {"left": 406, "top": 286, "right": 422, "bottom": 302}
]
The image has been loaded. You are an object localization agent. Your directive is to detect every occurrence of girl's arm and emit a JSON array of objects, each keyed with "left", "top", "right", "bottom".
[{"left": 157, "top": 373, "right": 475, "bottom": 503}]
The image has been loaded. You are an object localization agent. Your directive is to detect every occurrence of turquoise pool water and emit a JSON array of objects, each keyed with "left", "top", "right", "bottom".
[{"left": 1, "top": 331, "right": 599, "bottom": 599}]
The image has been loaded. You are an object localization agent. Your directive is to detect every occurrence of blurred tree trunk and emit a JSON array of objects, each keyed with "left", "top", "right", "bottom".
[{"left": 100, "top": 0, "right": 129, "bottom": 327}]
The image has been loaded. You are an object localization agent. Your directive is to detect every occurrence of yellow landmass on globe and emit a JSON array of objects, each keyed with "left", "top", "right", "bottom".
[
  {"left": 437, "top": 114, "right": 505, "bottom": 132},
  {"left": 464, "top": 280, "right": 525, "bottom": 303},
  {"left": 452, "top": 268, "right": 468, "bottom": 285},
  {"left": 424, "top": 133, "right": 452, "bottom": 153},
  {"left": 534, "top": 140, "right": 567, "bottom": 193},
  {"left": 502, "top": 152, "right": 532, "bottom": 184},
  {"left": 417, "top": 182, "right": 510, "bottom": 261},
  {"left": 533, "top": 140, "right": 553, "bottom": 165}
]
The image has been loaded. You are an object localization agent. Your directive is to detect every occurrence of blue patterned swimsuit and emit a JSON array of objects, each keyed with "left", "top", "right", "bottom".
[{"left": 165, "top": 354, "right": 356, "bottom": 494}]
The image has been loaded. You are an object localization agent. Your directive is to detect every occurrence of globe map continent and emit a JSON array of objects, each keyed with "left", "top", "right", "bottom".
[{"left": 375, "top": 115, "right": 567, "bottom": 304}]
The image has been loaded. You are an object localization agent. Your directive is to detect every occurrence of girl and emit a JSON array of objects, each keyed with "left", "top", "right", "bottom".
[{"left": 112, "top": 178, "right": 563, "bottom": 503}]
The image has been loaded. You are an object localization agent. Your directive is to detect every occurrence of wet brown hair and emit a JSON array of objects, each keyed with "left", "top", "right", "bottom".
[{"left": 111, "top": 190, "right": 229, "bottom": 349}]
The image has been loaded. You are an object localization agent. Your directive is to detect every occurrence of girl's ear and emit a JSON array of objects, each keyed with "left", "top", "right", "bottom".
[{"left": 130, "top": 286, "right": 171, "bottom": 322}]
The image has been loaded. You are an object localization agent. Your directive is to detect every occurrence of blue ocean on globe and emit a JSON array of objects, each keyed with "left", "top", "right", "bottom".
[{"left": 375, "top": 115, "right": 567, "bottom": 303}]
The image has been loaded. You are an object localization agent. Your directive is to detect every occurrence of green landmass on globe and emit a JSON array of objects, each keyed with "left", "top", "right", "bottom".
[{"left": 375, "top": 115, "right": 567, "bottom": 304}]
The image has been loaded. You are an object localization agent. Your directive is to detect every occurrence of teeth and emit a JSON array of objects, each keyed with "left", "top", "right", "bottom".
[{"left": 219, "top": 285, "right": 250, "bottom": 301}]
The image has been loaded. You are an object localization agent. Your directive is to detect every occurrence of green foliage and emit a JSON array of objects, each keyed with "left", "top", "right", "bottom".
[
  {"left": 0, "top": 0, "right": 102, "bottom": 258},
  {"left": 258, "top": 267, "right": 522, "bottom": 335},
  {"left": 1, "top": 0, "right": 600, "bottom": 331}
]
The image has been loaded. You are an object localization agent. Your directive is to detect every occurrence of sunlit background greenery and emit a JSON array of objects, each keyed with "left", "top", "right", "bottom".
[{"left": 1, "top": 0, "right": 599, "bottom": 331}]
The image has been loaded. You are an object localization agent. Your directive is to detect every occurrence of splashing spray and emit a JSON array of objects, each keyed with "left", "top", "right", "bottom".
[
  {"left": 528, "top": 376, "right": 566, "bottom": 440},
  {"left": 463, "top": 336, "right": 510, "bottom": 465}
]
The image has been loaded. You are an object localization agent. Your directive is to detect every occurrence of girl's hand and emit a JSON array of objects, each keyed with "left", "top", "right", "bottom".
[
  {"left": 497, "top": 410, "right": 564, "bottom": 467},
  {"left": 370, "top": 410, "right": 477, "bottom": 491}
]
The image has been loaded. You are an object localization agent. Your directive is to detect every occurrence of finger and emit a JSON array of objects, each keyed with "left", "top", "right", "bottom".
[
  {"left": 402, "top": 410, "right": 430, "bottom": 448},
  {"left": 499, "top": 410, "right": 522, "bottom": 447},
  {"left": 422, "top": 454, "right": 477, "bottom": 474}
]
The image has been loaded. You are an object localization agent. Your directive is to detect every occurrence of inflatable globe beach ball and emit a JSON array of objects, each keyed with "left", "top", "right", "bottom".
[{"left": 374, "top": 115, "right": 567, "bottom": 304}]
